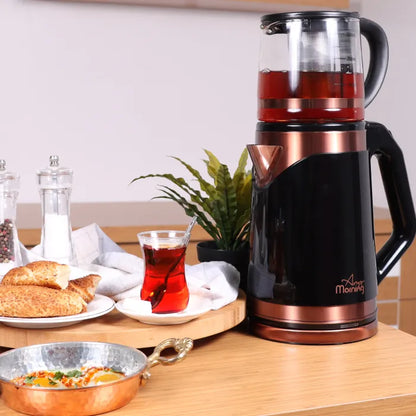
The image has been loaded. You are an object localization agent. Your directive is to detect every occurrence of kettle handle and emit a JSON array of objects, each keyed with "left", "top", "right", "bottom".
[
  {"left": 366, "top": 122, "right": 416, "bottom": 283},
  {"left": 360, "top": 18, "right": 389, "bottom": 108}
]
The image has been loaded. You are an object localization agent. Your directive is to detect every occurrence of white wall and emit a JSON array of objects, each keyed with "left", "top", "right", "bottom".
[
  {"left": 355, "top": 0, "right": 416, "bottom": 208},
  {"left": 0, "top": 0, "right": 415, "bottom": 211}
]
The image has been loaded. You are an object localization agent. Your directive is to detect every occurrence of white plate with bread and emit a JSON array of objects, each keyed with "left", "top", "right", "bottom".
[
  {"left": 0, "top": 260, "right": 114, "bottom": 328},
  {"left": 0, "top": 294, "right": 114, "bottom": 329}
]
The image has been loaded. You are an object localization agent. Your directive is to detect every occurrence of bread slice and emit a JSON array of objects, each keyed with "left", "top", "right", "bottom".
[
  {"left": 0, "top": 285, "right": 87, "bottom": 318},
  {"left": 1, "top": 266, "right": 34, "bottom": 285},
  {"left": 67, "top": 274, "right": 101, "bottom": 303},
  {"left": 1, "top": 261, "right": 70, "bottom": 290}
]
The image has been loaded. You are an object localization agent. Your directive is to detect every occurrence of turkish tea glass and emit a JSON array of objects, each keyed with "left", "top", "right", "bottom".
[{"left": 138, "top": 230, "right": 190, "bottom": 314}]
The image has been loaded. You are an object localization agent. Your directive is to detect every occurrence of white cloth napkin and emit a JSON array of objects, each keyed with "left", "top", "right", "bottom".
[{"left": 18, "top": 223, "right": 240, "bottom": 311}]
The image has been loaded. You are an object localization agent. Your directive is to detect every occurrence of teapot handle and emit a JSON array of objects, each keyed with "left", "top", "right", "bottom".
[
  {"left": 366, "top": 122, "right": 416, "bottom": 283},
  {"left": 360, "top": 18, "right": 389, "bottom": 108}
]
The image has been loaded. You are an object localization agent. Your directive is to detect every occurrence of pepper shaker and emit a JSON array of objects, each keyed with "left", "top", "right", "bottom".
[
  {"left": 0, "top": 159, "right": 22, "bottom": 274},
  {"left": 37, "top": 155, "right": 77, "bottom": 265}
]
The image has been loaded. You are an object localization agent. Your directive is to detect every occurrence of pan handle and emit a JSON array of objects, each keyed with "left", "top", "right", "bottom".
[{"left": 143, "top": 337, "right": 193, "bottom": 380}]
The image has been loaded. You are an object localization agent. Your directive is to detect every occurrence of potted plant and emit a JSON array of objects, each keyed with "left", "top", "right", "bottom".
[{"left": 131, "top": 149, "right": 252, "bottom": 290}]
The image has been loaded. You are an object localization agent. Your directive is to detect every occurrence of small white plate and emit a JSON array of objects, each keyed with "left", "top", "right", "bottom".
[
  {"left": 0, "top": 294, "right": 115, "bottom": 329},
  {"left": 116, "top": 294, "right": 212, "bottom": 325}
]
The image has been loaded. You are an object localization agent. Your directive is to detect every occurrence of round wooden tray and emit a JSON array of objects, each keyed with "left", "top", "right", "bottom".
[{"left": 0, "top": 291, "right": 246, "bottom": 349}]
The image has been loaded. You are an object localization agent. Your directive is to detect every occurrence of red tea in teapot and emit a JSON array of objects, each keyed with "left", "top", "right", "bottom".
[{"left": 258, "top": 70, "right": 365, "bottom": 122}]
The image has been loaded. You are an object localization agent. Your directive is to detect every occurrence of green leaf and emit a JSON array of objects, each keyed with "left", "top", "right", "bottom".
[
  {"left": 170, "top": 157, "right": 216, "bottom": 197},
  {"left": 65, "top": 370, "right": 83, "bottom": 378},
  {"left": 156, "top": 187, "right": 220, "bottom": 241},
  {"left": 131, "top": 148, "right": 252, "bottom": 251},
  {"left": 53, "top": 371, "right": 64, "bottom": 380},
  {"left": 24, "top": 376, "right": 36, "bottom": 385},
  {"left": 203, "top": 149, "right": 221, "bottom": 182},
  {"left": 233, "top": 148, "right": 249, "bottom": 179},
  {"left": 211, "top": 164, "right": 237, "bottom": 249},
  {"left": 48, "top": 378, "right": 58, "bottom": 386}
]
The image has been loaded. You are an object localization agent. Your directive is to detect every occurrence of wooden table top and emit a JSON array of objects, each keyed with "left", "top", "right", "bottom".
[{"left": 1, "top": 322, "right": 416, "bottom": 415}]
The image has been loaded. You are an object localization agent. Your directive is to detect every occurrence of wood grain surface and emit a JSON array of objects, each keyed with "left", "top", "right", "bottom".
[
  {"left": 0, "top": 292, "right": 246, "bottom": 349},
  {"left": 1, "top": 323, "right": 416, "bottom": 415}
]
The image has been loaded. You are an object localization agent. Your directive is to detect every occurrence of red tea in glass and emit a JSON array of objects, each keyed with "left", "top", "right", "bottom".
[
  {"left": 138, "top": 231, "right": 189, "bottom": 314},
  {"left": 258, "top": 70, "right": 365, "bottom": 122}
]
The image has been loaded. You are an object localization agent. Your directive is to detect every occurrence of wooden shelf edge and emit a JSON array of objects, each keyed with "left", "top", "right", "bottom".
[
  {"left": 53, "top": 0, "right": 349, "bottom": 11},
  {"left": 18, "top": 224, "right": 211, "bottom": 248}
]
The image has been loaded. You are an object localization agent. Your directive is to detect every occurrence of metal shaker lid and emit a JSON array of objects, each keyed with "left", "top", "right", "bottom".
[
  {"left": 37, "top": 155, "right": 73, "bottom": 189},
  {"left": 0, "top": 160, "right": 20, "bottom": 193}
]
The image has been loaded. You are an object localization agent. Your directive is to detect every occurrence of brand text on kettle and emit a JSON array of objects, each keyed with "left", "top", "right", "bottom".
[{"left": 335, "top": 274, "right": 365, "bottom": 295}]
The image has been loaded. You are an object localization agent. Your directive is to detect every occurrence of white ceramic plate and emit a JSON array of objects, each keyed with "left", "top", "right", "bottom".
[
  {"left": 115, "top": 294, "right": 212, "bottom": 325},
  {"left": 0, "top": 294, "right": 115, "bottom": 329}
]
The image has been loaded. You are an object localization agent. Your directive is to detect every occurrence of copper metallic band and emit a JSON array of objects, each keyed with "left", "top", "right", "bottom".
[
  {"left": 249, "top": 296, "right": 377, "bottom": 325},
  {"left": 256, "top": 129, "right": 366, "bottom": 154},
  {"left": 249, "top": 129, "right": 366, "bottom": 186},
  {"left": 259, "top": 98, "right": 364, "bottom": 110},
  {"left": 251, "top": 320, "right": 378, "bottom": 345}
]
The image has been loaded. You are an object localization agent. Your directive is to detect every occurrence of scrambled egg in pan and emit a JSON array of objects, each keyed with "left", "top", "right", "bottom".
[{"left": 12, "top": 366, "right": 126, "bottom": 388}]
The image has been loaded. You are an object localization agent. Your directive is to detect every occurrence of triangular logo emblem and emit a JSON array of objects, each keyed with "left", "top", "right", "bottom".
[{"left": 247, "top": 145, "right": 283, "bottom": 187}]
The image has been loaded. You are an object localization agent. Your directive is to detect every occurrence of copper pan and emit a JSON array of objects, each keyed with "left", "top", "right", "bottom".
[{"left": 0, "top": 337, "right": 193, "bottom": 416}]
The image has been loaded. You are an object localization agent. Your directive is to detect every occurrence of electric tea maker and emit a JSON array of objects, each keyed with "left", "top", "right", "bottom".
[{"left": 247, "top": 11, "right": 416, "bottom": 344}]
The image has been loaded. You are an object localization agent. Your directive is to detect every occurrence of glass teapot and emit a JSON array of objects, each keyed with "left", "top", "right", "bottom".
[{"left": 258, "top": 11, "right": 389, "bottom": 122}]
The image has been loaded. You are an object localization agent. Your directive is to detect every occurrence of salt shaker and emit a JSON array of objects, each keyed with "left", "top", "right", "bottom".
[
  {"left": 37, "top": 155, "right": 77, "bottom": 265},
  {"left": 0, "top": 159, "right": 22, "bottom": 274}
]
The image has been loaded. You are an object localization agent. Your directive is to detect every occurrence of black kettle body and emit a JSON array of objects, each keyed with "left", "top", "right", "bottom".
[{"left": 247, "top": 121, "right": 416, "bottom": 344}]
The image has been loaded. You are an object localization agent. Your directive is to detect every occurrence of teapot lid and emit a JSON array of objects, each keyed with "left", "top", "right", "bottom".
[{"left": 261, "top": 10, "right": 360, "bottom": 26}]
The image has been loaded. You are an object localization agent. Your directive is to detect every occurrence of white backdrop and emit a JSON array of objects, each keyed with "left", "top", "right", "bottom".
[{"left": 0, "top": 0, "right": 414, "bottom": 211}]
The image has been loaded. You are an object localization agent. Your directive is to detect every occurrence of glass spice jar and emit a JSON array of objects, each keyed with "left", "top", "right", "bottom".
[
  {"left": 37, "top": 155, "right": 77, "bottom": 265},
  {"left": 0, "top": 159, "right": 22, "bottom": 274}
]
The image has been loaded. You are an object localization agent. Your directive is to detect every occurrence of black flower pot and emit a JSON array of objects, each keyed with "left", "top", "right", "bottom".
[{"left": 196, "top": 240, "right": 249, "bottom": 292}]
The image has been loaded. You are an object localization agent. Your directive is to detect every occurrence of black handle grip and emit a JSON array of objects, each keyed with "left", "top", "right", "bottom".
[
  {"left": 366, "top": 122, "right": 416, "bottom": 283},
  {"left": 360, "top": 18, "right": 389, "bottom": 108}
]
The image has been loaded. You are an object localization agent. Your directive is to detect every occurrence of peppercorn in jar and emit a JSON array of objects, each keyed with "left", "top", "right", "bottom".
[{"left": 0, "top": 160, "right": 22, "bottom": 275}]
